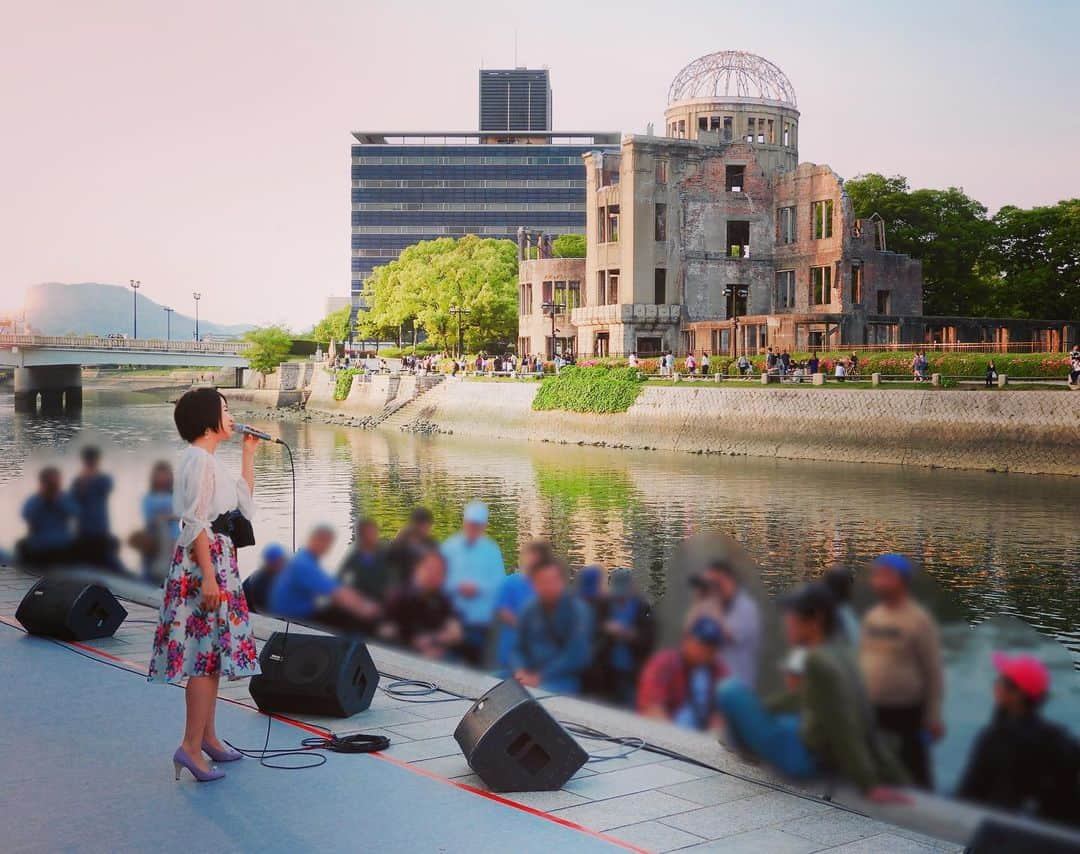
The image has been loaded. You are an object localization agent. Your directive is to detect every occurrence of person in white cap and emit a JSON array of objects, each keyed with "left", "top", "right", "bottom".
[{"left": 440, "top": 501, "right": 505, "bottom": 665}]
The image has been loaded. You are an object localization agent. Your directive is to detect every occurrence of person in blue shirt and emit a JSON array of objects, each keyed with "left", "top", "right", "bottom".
[
  {"left": 243, "top": 543, "right": 289, "bottom": 614},
  {"left": 512, "top": 559, "right": 593, "bottom": 694},
  {"left": 268, "top": 526, "right": 379, "bottom": 632},
  {"left": 136, "top": 461, "right": 180, "bottom": 581},
  {"left": 441, "top": 501, "right": 506, "bottom": 666},
  {"left": 589, "top": 568, "right": 656, "bottom": 707},
  {"left": 69, "top": 446, "right": 121, "bottom": 571},
  {"left": 493, "top": 540, "right": 553, "bottom": 673},
  {"left": 17, "top": 467, "right": 76, "bottom": 568}
]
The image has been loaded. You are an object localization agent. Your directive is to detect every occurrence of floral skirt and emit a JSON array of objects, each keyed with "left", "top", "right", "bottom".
[{"left": 147, "top": 532, "right": 260, "bottom": 684}]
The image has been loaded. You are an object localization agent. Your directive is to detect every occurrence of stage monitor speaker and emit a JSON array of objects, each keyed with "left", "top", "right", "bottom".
[
  {"left": 454, "top": 678, "right": 588, "bottom": 792},
  {"left": 967, "top": 817, "right": 1080, "bottom": 854},
  {"left": 15, "top": 578, "right": 127, "bottom": 641},
  {"left": 249, "top": 632, "right": 379, "bottom": 718}
]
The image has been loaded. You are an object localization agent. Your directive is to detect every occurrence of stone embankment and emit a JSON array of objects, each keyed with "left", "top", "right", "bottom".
[{"left": 381, "top": 379, "right": 1080, "bottom": 477}]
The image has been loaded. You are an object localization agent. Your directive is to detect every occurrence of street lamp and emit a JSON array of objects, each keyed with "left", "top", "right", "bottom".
[
  {"left": 164, "top": 307, "right": 174, "bottom": 342},
  {"left": 130, "top": 279, "right": 141, "bottom": 338},
  {"left": 448, "top": 305, "right": 471, "bottom": 358},
  {"left": 192, "top": 292, "right": 202, "bottom": 341},
  {"left": 724, "top": 285, "right": 749, "bottom": 359},
  {"left": 541, "top": 300, "right": 566, "bottom": 360}
]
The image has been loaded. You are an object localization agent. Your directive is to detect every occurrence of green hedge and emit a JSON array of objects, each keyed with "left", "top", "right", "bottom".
[
  {"left": 580, "top": 352, "right": 1071, "bottom": 379},
  {"left": 334, "top": 367, "right": 361, "bottom": 400},
  {"left": 532, "top": 366, "right": 646, "bottom": 414}
]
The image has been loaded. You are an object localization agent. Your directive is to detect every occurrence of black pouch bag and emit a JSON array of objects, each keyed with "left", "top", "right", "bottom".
[{"left": 211, "top": 511, "right": 256, "bottom": 549}]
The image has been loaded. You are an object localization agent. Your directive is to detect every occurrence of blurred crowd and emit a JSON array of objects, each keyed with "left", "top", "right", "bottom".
[{"left": 9, "top": 465, "right": 1079, "bottom": 825}]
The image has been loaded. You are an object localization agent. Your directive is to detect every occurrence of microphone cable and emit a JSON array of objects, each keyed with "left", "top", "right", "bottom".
[{"left": 228, "top": 432, "right": 390, "bottom": 770}]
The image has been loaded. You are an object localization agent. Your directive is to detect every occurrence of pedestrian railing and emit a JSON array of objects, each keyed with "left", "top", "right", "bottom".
[{"left": 0, "top": 334, "right": 247, "bottom": 355}]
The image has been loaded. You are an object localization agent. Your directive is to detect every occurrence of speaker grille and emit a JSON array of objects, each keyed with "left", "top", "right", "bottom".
[{"left": 282, "top": 644, "right": 333, "bottom": 685}]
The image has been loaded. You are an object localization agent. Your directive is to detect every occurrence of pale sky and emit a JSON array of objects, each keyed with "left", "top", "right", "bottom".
[{"left": 2, "top": 0, "right": 1077, "bottom": 328}]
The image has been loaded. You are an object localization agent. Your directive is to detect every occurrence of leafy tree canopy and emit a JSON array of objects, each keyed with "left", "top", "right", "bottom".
[
  {"left": 242, "top": 325, "right": 292, "bottom": 374},
  {"left": 988, "top": 200, "right": 1080, "bottom": 320},
  {"left": 361, "top": 236, "right": 518, "bottom": 352},
  {"left": 845, "top": 174, "right": 994, "bottom": 315},
  {"left": 310, "top": 306, "right": 351, "bottom": 345},
  {"left": 845, "top": 174, "right": 1079, "bottom": 321},
  {"left": 552, "top": 233, "right": 586, "bottom": 258}
]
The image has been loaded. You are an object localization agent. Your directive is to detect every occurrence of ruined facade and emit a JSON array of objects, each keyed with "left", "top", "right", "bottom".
[{"left": 516, "top": 51, "right": 1076, "bottom": 358}]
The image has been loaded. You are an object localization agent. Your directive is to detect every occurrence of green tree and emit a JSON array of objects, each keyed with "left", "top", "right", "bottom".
[
  {"left": 844, "top": 174, "right": 995, "bottom": 315},
  {"left": 242, "top": 325, "right": 292, "bottom": 374},
  {"left": 362, "top": 235, "right": 518, "bottom": 352},
  {"left": 988, "top": 200, "right": 1080, "bottom": 320},
  {"left": 552, "top": 233, "right": 586, "bottom": 258},
  {"left": 310, "top": 306, "right": 351, "bottom": 345}
]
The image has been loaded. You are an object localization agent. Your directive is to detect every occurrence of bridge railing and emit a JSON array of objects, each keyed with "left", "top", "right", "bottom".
[{"left": 0, "top": 334, "right": 248, "bottom": 355}]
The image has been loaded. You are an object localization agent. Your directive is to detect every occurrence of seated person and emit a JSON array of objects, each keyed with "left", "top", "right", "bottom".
[
  {"left": 268, "top": 526, "right": 379, "bottom": 632},
  {"left": 637, "top": 616, "right": 727, "bottom": 731},
  {"left": 956, "top": 653, "right": 1079, "bottom": 826},
  {"left": 242, "top": 542, "right": 289, "bottom": 614},
  {"left": 18, "top": 467, "right": 76, "bottom": 568},
  {"left": 386, "top": 507, "right": 437, "bottom": 588},
  {"left": 493, "top": 540, "right": 552, "bottom": 673},
  {"left": 590, "top": 568, "right": 656, "bottom": 707},
  {"left": 716, "top": 583, "right": 909, "bottom": 803},
  {"left": 68, "top": 446, "right": 121, "bottom": 571},
  {"left": 338, "top": 517, "right": 391, "bottom": 602},
  {"left": 379, "top": 547, "right": 462, "bottom": 660},
  {"left": 511, "top": 559, "right": 593, "bottom": 694}
]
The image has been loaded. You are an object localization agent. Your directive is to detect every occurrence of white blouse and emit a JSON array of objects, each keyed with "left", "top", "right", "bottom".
[{"left": 174, "top": 444, "right": 256, "bottom": 548}]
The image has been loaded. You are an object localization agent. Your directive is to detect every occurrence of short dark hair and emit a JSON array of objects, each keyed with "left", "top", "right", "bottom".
[
  {"left": 823, "top": 567, "right": 854, "bottom": 603},
  {"left": 535, "top": 558, "right": 568, "bottom": 580},
  {"left": 523, "top": 539, "right": 554, "bottom": 565},
  {"left": 705, "top": 560, "right": 738, "bottom": 581},
  {"left": 80, "top": 446, "right": 101, "bottom": 466},
  {"left": 39, "top": 466, "right": 61, "bottom": 485},
  {"left": 409, "top": 506, "right": 434, "bottom": 525},
  {"left": 783, "top": 582, "right": 837, "bottom": 636},
  {"left": 174, "top": 387, "right": 227, "bottom": 442}
]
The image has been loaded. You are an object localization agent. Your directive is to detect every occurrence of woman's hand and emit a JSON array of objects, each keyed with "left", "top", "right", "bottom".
[
  {"left": 201, "top": 577, "right": 222, "bottom": 611},
  {"left": 242, "top": 433, "right": 260, "bottom": 455}
]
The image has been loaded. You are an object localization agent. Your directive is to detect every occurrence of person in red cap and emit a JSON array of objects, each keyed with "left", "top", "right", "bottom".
[{"left": 956, "top": 653, "right": 1079, "bottom": 826}]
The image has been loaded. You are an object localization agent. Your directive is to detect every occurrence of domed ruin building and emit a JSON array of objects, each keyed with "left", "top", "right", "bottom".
[{"left": 515, "top": 51, "right": 1075, "bottom": 359}]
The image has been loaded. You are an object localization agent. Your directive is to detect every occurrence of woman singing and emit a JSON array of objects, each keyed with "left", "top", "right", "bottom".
[{"left": 148, "top": 387, "right": 261, "bottom": 782}]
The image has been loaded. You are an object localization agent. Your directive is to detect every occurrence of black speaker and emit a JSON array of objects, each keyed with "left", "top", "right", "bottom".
[
  {"left": 967, "top": 818, "right": 1080, "bottom": 854},
  {"left": 249, "top": 632, "right": 379, "bottom": 717},
  {"left": 454, "top": 678, "right": 588, "bottom": 792},
  {"left": 15, "top": 578, "right": 127, "bottom": 641}
]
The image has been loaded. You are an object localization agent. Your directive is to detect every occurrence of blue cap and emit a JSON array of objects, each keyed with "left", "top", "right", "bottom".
[
  {"left": 577, "top": 565, "right": 603, "bottom": 598},
  {"left": 463, "top": 501, "right": 489, "bottom": 525},
  {"left": 873, "top": 553, "right": 914, "bottom": 579},
  {"left": 688, "top": 616, "right": 724, "bottom": 647},
  {"left": 262, "top": 543, "right": 286, "bottom": 562}
]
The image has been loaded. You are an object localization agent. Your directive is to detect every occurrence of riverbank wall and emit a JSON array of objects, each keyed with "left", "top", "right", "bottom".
[{"left": 372, "top": 379, "right": 1080, "bottom": 476}]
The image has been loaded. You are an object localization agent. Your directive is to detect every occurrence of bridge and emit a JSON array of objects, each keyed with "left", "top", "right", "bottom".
[{"left": 0, "top": 334, "right": 249, "bottom": 413}]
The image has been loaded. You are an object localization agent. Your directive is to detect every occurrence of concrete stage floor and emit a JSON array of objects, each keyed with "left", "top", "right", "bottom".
[
  {"left": 0, "top": 622, "right": 625, "bottom": 854},
  {"left": 0, "top": 566, "right": 973, "bottom": 853}
]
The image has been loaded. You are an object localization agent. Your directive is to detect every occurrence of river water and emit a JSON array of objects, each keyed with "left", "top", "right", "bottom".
[{"left": 1, "top": 386, "right": 1077, "bottom": 791}]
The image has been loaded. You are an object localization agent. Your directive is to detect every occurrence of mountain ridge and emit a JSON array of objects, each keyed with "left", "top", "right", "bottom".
[{"left": 21, "top": 282, "right": 253, "bottom": 339}]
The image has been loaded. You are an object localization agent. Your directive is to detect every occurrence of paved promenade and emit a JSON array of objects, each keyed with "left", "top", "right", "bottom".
[{"left": 0, "top": 565, "right": 965, "bottom": 853}]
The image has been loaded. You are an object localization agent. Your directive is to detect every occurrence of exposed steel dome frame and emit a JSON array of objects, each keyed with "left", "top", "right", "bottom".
[{"left": 668, "top": 50, "right": 797, "bottom": 108}]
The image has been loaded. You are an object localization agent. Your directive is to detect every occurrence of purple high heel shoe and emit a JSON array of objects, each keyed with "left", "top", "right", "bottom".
[
  {"left": 202, "top": 740, "right": 243, "bottom": 762},
  {"left": 173, "top": 746, "right": 226, "bottom": 782}
]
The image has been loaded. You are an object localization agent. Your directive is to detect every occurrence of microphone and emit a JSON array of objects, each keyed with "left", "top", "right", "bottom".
[{"left": 234, "top": 423, "right": 282, "bottom": 444}]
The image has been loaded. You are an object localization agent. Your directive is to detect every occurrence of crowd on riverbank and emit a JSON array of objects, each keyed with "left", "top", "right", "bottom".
[
  {"left": 241, "top": 502, "right": 1078, "bottom": 825},
  {"left": 9, "top": 454, "right": 1079, "bottom": 827}
]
